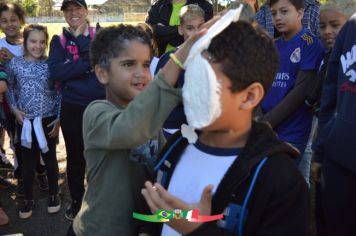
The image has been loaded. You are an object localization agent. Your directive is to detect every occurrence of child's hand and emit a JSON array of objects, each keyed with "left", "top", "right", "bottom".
[
  {"left": 47, "top": 119, "right": 60, "bottom": 138},
  {"left": 162, "top": 15, "right": 220, "bottom": 86},
  {"left": 174, "top": 15, "right": 221, "bottom": 65},
  {"left": 74, "top": 22, "right": 88, "bottom": 38},
  {"left": 13, "top": 108, "right": 26, "bottom": 125},
  {"left": 141, "top": 181, "right": 213, "bottom": 235}
]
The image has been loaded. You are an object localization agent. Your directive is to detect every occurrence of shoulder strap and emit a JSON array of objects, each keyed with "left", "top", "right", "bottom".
[
  {"left": 59, "top": 26, "right": 96, "bottom": 49},
  {"left": 154, "top": 131, "right": 189, "bottom": 188},
  {"left": 59, "top": 34, "right": 66, "bottom": 49},
  {"left": 88, "top": 26, "right": 96, "bottom": 39}
]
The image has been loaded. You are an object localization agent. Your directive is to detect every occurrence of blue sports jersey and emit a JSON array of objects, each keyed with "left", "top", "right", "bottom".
[{"left": 261, "top": 29, "right": 324, "bottom": 144}]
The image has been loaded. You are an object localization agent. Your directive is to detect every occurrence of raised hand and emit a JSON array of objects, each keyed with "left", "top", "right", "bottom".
[{"left": 141, "top": 181, "right": 213, "bottom": 235}]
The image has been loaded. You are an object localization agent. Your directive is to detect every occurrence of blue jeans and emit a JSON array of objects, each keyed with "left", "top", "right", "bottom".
[{"left": 297, "top": 117, "right": 318, "bottom": 187}]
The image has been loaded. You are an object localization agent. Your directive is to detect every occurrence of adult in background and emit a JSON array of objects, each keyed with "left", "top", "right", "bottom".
[
  {"left": 146, "top": 0, "right": 213, "bottom": 56},
  {"left": 47, "top": 0, "right": 105, "bottom": 221},
  {"left": 256, "top": 0, "right": 320, "bottom": 37}
]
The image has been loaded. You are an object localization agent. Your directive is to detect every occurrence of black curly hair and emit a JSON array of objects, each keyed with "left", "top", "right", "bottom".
[
  {"left": 269, "top": 0, "right": 304, "bottom": 10},
  {"left": 0, "top": 2, "right": 26, "bottom": 26},
  {"left": 90, "top": 24, "right": 151, "bottom": 70},
  {"left": 207, "top": 21, "right": 279, "bottom": 93}
]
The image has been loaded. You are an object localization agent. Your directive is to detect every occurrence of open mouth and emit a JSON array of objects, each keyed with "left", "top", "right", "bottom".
[{"left": 133, "top": 83, "right": 146, "bottom": 91}]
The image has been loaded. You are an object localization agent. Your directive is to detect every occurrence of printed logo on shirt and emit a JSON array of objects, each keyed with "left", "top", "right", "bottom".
[
  {"left": 301, "top": 34, "right": 313, "bottom": 45},
  {"left": 290, "top": 47, "right": 301, "bottom": 63},
  {"left": 341, "top": 45, "right": 356, "bottom": 83},
  {"left": 272, "top": 72, "right": 290, "bottom": 88},
  {"left": 340, "top": 81, "right": 356, "bottom": 93}
]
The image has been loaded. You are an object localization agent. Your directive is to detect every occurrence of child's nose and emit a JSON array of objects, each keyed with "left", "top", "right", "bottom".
[
  {"left": 324, "top": 25, "right": 332, "bottom": 35},
  {"left": 135, "top": 66, "right": 146, "bottom": 77}
]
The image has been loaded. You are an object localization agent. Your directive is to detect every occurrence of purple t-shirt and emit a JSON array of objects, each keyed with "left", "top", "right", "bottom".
[{"left": 261, "top": 29, "right": 324, "bottom": 144}]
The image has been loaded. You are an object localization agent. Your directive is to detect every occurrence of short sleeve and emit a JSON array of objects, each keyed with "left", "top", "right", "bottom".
[{"left": 300, "top": 35, "right": 324, "bottom": 71}]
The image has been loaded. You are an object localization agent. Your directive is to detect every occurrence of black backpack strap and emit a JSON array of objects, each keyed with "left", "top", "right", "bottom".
[
  {"left": 217, "top": 157, "right": 269, "bottom": 236},
  {"left": 154, "top": 130, "right": 188, "bottom": 188}
]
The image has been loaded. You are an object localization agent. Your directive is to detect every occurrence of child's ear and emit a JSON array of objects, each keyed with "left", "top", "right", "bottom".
[
  {"left": 239, "top": 82, "right": 264, "bottom": 110},
  {"left": 95, "top": 64, "right": 109, "bottom": 85},
  {"left": 297, "top": 8, "right": 304, "bottom": 22},
  {"left": 178, "top": 25, "right": 183, "bottom": 36}
]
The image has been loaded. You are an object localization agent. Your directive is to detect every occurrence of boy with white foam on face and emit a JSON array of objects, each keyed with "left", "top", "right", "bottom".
[
  {"left": 141, "top": 14, "right": 309, "bottom": 236},
  {"left": 154, "top": 4, "right": 206, "bottom": 138}
]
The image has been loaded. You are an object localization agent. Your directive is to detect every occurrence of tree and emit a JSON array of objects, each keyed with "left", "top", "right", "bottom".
[
  {"left": 38, "top": 0, "right": 55, "bottom": 16},
  {"left": 13, "top": 0, "right": 39, "bottom": 16}
]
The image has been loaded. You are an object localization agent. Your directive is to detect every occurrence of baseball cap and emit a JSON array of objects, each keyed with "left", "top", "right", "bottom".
[{"left": 61, "top": 0, "right": 87, "bottom": 11}]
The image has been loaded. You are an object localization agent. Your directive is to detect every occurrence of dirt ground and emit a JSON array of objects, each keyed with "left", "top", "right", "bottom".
[{"left": 0, "top": 131, "right": 71, "bottom": 236}]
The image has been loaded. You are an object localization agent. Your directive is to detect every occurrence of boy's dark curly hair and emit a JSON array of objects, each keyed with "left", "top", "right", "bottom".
[
  {"left": 268, "top": 0, "right": 304, "bottom": 10},
  {"left": 207, "top": 21, "right": 278, "bottom": 93},
  {"left": 90, "top": 24, "right": 151, "bottom": 69},
  {"left": 0, "top": 2, "right": 26, "bottom": 25}
]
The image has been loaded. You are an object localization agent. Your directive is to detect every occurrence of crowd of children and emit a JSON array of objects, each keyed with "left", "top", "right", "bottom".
[{"left": 0, "top": 0, "right": 355, "bottom": 235}]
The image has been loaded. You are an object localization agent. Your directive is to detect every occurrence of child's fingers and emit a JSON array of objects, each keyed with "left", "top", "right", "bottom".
[
  {"left": 141, "top": 188, "right": 158, "bottom": 214},
  {"left": 144, "top": 181, "right": 172, "bottom": 211},
  {"left": 199, "top": 184, "right": 213, "bottom": 215},
  {"left": 155, "top": 183, "right": 189, "bottom": 210}
]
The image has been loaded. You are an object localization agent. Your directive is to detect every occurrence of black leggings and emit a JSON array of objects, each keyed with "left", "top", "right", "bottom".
[
  {"left": 18, "top": 116, "right": 59, "bottom": 200},
  {"left": 66, "top": 224, "right": 76, "bottom": 236},
  {"left": 60, "top": 101, "right": 86, "bottom": 202}
]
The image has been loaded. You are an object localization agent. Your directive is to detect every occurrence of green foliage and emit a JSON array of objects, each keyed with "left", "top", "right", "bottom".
[{"left": 12, "top": 0, "right": 39, "bottom": 16}]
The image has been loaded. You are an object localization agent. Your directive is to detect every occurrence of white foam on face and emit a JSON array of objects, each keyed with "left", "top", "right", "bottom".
[
  {"left": 182, "top": 6, "right": 243, "bottom": 130},
  {"left": 183, "top": 54, "right": 222, "bottom": 129}
]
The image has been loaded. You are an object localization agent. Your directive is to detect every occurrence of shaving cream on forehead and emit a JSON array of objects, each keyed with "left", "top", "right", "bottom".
[{"left": 182, "top": 6, "right": 243, "bottom": 130}]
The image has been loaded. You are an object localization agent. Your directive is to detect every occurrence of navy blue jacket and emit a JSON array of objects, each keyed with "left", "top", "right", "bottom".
[
  {"left": 314, "top": 14, "right": 356, "bottom": 172},
  {"left": 153, "top": 122, "right": 308, "bottom": 236},
  {"left": 47, "top": 28, "right": 105, "bottom": 107}
]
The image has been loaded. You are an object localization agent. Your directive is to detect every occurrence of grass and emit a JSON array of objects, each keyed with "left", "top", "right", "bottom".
[
  {"left": 42, "top": 22, "right": 131, "bottom": 40},
  {"left": 0, "top": 22, "right": 140, "bottom": 43}
]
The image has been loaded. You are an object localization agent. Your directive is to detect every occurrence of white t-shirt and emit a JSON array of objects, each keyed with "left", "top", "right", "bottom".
[
  {"left": 0, "top": 38, "right": 23, "bottom": 57},
  {"left": 161, "top": 141, "right": 239, "bottom": 236}
]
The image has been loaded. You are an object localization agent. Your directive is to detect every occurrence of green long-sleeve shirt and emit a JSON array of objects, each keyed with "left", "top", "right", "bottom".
[{"left": 73, "top": 72, "right": 181, "bottom": 236}]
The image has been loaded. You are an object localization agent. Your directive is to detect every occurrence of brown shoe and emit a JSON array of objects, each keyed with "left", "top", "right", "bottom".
[{"left": 0, "top": 207, "right": 9, "bottom": 226}]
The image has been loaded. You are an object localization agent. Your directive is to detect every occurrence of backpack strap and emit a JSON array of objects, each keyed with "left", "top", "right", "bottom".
[
  {"left": 217, "top": 157, "right": 269, "bottom": 236},
  {"left": 59, "top": 26, "right": 96, "bottom": 49},
  {"left": 154, "top": 131, "right": 188, "bottom": 188}
]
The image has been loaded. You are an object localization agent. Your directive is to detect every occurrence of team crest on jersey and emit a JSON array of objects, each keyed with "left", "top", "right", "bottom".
[
  {"left": 290, "top": 47, "right": 301, "bottom": 63},
  {"left": 301, "top": 34, "right": 313, "bottom": 45}
]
